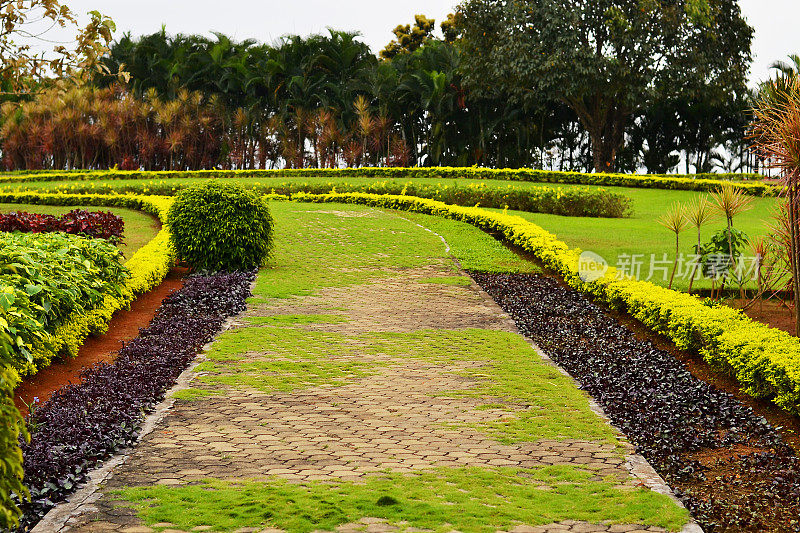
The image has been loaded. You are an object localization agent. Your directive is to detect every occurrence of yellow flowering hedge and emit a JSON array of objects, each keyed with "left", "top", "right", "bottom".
[
  {"left": 0, "top": 166, "right": 773, "bottom": 196},
  {"left": 281, "top": 191, "right": 800, "bottom": 415}
]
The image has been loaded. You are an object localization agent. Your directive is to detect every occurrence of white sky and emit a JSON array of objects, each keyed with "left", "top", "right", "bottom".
[{"left": 43, "top": 0, "right": 800, "bottom": 86}]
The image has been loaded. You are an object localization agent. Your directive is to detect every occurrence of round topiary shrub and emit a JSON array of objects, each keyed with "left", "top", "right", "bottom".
[{"left": 168, "top": 182, "right": 274, "bottom": 272}]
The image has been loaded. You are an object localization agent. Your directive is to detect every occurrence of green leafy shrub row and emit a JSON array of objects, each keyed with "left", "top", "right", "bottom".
[
  {"left": 0, "top": 232, "right": 130, "bottom": 376},
  {"left": 169, "top": 182, "right": 275, "bottom": 272},
  {"left": 0, "top": 341, "right": 25, "bottom": 529},
  {"left": 278, "top": 191, "right": 800, "bottom": 416},
  {"left": 0, "top": 167, "right": 770, "bottom": 195},
  {"left": 1, "top": 178, "right": 633, "bottom": 218},
  {"left": 0, "top": 193, "right": 175, "bottom": 382}
]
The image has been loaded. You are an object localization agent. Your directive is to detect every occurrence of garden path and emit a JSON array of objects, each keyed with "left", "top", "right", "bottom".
[{"left": 40, "top": 204, "right": 693, "bottom": 533}]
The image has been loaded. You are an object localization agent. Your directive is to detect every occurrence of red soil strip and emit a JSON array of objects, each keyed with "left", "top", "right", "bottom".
[
  {"left": 14, "top": 269, "right": 187, "bottom": 417},
  {"left": 735, "top": 298, "right": 796, "bottom": 336}
]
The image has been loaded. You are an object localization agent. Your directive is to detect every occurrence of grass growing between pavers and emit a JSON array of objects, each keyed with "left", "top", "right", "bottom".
[
  {"left": 193, "top": 323, "right": 618, "bottom": 445},
  {"left": 417, "top": 276, "right": 473, "bottom": 286},
  {"left": 116, "top": 202, "right": 689, "bottom": 533},
  {"left": 116, "top": 466, "right": 689, "bottom": 533},
  {"left": 253, "top": 201, "right": 538, "bottom": 304},
  {"left": 365, "top": 329, "right": 620, "bottom": 445},
  {"left": 252, "top": 203, "right": 451, "bottom": 302},
  {"left": 170, "top": 388, "right": 221, "bottom": 401},
  {"left": 195, "top": 327, "right": 380, "bottom": 393},
  {"left": 242, "top": 314, "right": 349, "bottom": 325}
]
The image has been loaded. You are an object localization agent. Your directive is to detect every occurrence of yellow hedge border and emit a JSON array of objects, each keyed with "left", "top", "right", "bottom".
[
  {"left": 278, "top": 191, "right": 800, "bottom": 415},
  {"left": 0, "top": 166, "right": 774, "bottom": 196},
  {"left": 0, "top": 193, "right": 175, "bottom": 382}
]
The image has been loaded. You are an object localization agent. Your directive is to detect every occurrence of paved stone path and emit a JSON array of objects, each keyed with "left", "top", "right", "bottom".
[{"left": 41, "top": 209, "right": 693, "bottom": 533}]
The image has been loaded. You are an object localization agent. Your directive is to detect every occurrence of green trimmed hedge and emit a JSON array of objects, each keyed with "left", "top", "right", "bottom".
[
  {"left": 0, "top": 167, "right": 772, "bottom": 196},
  {"left": 1, "top": 179, "right": 633, "bottom": 218},
  {"left": 169, "top": 183, "right": 275, "bottom": 272}
]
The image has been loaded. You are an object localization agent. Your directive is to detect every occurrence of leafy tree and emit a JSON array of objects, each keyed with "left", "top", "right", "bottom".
[
  {"left": 455, "top": 0, "right": 753, "bottom": 172},
  {"left": 770, "top": 54, "right": 800, "bottom": 78},
  {"left": 380, "top": 15, "right": 436, "bottom": 60},
  {"left": 0, "top": 1, "right": 118, "bottom": 96},
  {"left": 440, "top": 14, "right": 459, "bottom": 43}
]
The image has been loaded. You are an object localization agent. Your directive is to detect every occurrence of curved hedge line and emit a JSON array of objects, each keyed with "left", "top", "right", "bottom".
[
  {"left": 0, "top": 167, "right": 773, "bottom": 196},
  {"left": 2, "top": 179, "right": 633, "bottom": 218},
  {"left": 272, "top": 191, "right": 800, "bottom": 416},
  {"left": 0, "top": 193, "right": 175, "bottom": 384}
]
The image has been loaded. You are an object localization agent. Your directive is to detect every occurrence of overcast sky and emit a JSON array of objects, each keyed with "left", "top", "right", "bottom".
[{"left": 53, "top": 0, "right": 800, "bottom": 86}]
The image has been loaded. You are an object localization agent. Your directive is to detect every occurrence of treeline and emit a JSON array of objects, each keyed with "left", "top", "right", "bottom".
[{"left": 0, "top": 9, "right": 756, "bottom": 173}]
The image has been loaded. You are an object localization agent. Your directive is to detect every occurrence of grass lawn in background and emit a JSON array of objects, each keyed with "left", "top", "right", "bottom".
[{"left": 0, "top": 175, "right": 777, "bottom": 291}]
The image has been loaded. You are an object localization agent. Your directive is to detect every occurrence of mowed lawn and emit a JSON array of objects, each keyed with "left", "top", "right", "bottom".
[
  {"left": 0, "top": 203, "right": 161, "bottom": 258},
  {"left": 0, "top": 175, "right": 778, "bottom": 291},
  {"left": 497, "top": 187, "right": 777, "bottom": 292}
]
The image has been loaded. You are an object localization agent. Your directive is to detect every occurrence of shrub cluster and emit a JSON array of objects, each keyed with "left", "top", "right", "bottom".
[
  {"left": 0, "top": 209, "right": 124, "bottom": 240},
  {"left": 0, "top": 193, "right": 176, "bottom": 528},
  {"left": 17, "top": 270, "right": 255, "bottom": 530},
  {"left": 0, "top": 167, "right": 771, "bottom": 195},
  {"left": 0, "top": 232, "right": 130, "bottom": 376},
  {"left": 168, "top": 182, "right": 275, "bottom": 272},
  {"left": 283, "top": 191, "right": 800, "bottom": 416}
]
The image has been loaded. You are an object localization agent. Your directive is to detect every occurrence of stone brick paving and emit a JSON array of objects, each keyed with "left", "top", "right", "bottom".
[{"left": 42, "top": 237, "right": 692, "bottom": 532}]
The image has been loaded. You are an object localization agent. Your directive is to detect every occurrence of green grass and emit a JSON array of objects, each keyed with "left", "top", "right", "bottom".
[
  {"left": 242, "top": 314, "right": 348, "bottom": 325},
  {"left": 2, "top": 174, "right": 772, "bottom": 291},
  {"left": 253, "top": 202, "right": 450, "bottom": 302},
  {"left": 0, "top": 203, "right": 160, "bottom": 258},
  {"left": 195, "top": 327, "right": 381, "bottom": 393},
  {"left": 255, "top": 201, "right": 537, "bottom": 304},
  {"left": 195, "top": 322, "right": 618, "bottom": 445},
  {"left": 494, "top": 187, "right": 776, "bottom": 291},
  {"left": 398, "top": 210, "right": 539, "bottom": 273},
  {"left": 417, "top": 276, "right": 473, "bottom": 286},
  {"left": 116, "top": 466, "right": 689, "bottom": 533},
  {"left": 171, "top": 388, "right": 220, "bottom": 401}
]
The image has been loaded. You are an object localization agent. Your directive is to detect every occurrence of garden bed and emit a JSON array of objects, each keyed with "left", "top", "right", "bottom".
[
  {"left": 13, "top": 269, "right": 186, "bottom": 416},
  {"left": 15, "top": 270, "right": 254, "bottom": 531},
  {"left": 471, "top": 271, "right": 800, "bottom": 532}
]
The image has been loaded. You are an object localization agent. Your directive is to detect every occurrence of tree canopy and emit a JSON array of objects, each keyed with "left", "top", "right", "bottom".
[{"left": 455, "top": 0, "right": 753, "bottom": 172}]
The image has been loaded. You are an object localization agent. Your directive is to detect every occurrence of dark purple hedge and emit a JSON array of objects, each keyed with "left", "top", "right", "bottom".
[
  {"left": 471, "top": 272, "right": 800, "bottom": 532},
  {"left": 0, "top": 209, "right": 124, "bottom": 240},
  {"left": 15, "top": 270, "right": 254, "bottom": 531}
]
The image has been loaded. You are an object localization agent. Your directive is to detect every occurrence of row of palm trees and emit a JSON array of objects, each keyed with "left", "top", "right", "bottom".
[
  {"left": 0, "top": 27, "right": 757, "bottom": 172},
  {"left": 0, "top": 29, "right": 589, "bottom": 171}
]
